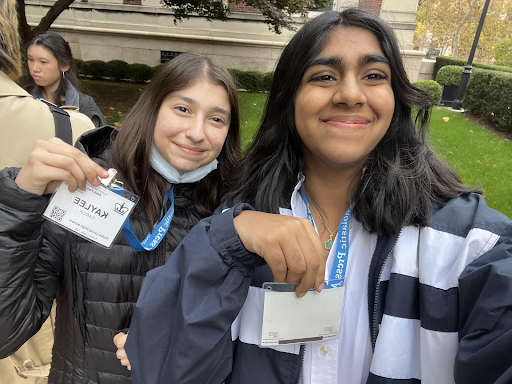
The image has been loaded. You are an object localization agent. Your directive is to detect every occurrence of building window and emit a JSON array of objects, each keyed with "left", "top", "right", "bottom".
[
  {"left": 161, "top": 51, "right": 182, "bottom": 64},
  {"left": 123, "top": 0, "right": 142, "bottom": 5}
]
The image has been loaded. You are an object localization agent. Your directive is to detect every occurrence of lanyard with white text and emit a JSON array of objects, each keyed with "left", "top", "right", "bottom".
[
  {"left": 114, "top": 186, "right": 174, "bottom": 251},
  {"left": 299, "top": 187, "right": 352, "bottom": 288}
]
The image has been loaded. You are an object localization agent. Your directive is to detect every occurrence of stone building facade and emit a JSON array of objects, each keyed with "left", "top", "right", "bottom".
[{"left": 25, "top": 0, "right": 425, "bottom": 80}]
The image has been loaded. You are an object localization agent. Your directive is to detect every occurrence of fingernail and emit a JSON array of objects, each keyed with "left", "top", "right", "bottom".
[{"left": 297, "top": 292, "right": 305, "bottom": 298}]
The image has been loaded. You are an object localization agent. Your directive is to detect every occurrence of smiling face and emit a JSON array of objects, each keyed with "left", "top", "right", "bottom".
[
  {"left": 294, "top": 26, "right": 395, "bottom": 175},
  {"left": 27, "top": 45, "right": 68, "bottom": 90},
  {"left": 153, "top": 80, "right": 231, "bottom": 173}
]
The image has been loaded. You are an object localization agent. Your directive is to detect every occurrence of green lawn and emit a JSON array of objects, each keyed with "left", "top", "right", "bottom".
[
  {"left": 428, "top": 108, "right": 512, "bottom": 218},
  {"left": 239, "top": 92, "right": 267, "bottom": 149}
]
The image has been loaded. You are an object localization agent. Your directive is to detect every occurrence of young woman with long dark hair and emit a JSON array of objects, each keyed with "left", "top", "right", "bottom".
[
  {"left": 26, "top": 31, "right": 106, "bottom": 127},
  {"left": 0, "top": 53, "right": 241, "bottom": 384},
  {"left": 122, "top": 10, "right": 512, "bottom": 384}
]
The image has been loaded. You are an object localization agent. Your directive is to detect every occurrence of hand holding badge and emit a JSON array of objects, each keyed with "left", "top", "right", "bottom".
[{"left": 43, "top": 168, "right": 139, "bottom": 248}]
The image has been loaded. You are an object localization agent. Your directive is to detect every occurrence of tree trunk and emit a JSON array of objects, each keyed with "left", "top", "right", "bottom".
[{"left": 17, "top": 0, "right": 33, "bottom": 46}]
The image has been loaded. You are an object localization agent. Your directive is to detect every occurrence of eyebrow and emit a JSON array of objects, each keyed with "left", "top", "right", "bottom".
[
  {"left": 307, "top": 53, "right": 389, "bottom": 69},
  {"left": 172, "top": 95, "right": 231, "bottom": 117}
]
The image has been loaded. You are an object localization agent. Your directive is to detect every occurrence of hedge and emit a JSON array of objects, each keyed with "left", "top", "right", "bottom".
[
  {"left": 229, "top": 68, "right": 272, "bottom": 92},
  {"left": 126, "top": 63, "right": 153, "bottom": 83},
  {"left": 435, "top": 65, "right": 463, "bottom": 87},
  {"left": 433, "top": 56, "right": 512, "bottom": 79},
  {"left": 105, "top": 60, "right": 130, "bottom": 81},
  {"left": 412, "top": 79, "right": 442, "bottom": 105},
  {"left": 434, "top": 65, "right": 512, "bottom": 131},
  {"left": 76, "top": 59, "right": 273, "bottom": 91},
  {"left": 465, "top": 69, "right": 512, "bottom": 131}
]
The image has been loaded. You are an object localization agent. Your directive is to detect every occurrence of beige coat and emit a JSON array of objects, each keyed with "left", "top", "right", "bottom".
[
  {"left": 0, "top": 71, "right": 95, "bottom": 168},
  {"left": 0, "top": 70, "right": 95, "bottom": 383}
]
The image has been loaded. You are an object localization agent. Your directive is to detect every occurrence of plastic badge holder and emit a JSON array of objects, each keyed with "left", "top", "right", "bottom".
[{"left": 43, "top": 169, "right": 139, "bottom": 249}]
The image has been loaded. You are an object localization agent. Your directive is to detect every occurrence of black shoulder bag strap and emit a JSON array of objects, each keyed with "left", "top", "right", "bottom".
[{"left": 41, "top": 100, "right": 73, "bottom": 145}]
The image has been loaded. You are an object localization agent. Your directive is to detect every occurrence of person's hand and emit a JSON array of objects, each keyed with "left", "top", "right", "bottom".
[
  {"left": 234, "top": 211, "right": 326, "bottom": 297},
  {"left": 113, "top": 332, "right": 131, "bottom": 371},
  {"left": 15, "top": 138, "right": 109, "bottom": 195}
]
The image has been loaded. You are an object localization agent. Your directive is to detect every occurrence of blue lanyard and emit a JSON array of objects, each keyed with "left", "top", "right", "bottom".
[
  {"left": 299, "top": 187, "right": 352, "bottom": 288},
  {"left": 113, "top": 186, "right": 175, "bottom": 251}
]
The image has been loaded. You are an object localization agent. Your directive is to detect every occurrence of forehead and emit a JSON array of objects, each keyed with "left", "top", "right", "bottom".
[
  {"left": 27, "top": 45, "right": 54, "bottom": 59},
  {"left": 317, "top": 26, "right": 385, "bottom": 61}
]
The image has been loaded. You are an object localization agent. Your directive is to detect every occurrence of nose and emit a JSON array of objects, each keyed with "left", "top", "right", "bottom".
[
  {"left": 30, "top": 62, "right": 40, "bottom": 73},
  {"left": 185, "top": 117, "right": 206, "bottom": 143},
  {"left": 332, "top": 73, "right": 367, "bottom": 107}
]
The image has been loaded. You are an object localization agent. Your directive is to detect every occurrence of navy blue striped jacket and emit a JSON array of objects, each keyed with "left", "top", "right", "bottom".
[{"left": 125, "top": 193, "right": 512, "bottom": 384}]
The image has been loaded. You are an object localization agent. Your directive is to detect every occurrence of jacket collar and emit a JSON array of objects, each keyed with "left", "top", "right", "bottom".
[{"left": 0, "top": 71, "right": 31, "bottom": 97}]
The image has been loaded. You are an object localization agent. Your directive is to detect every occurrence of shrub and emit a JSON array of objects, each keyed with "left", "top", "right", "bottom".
[
  {"left": 126, "top": 63, "right": 152, "bottom": 83},
  {"left": 105, "top": 60, "right": 129, "bottom": 81},
  {"left": 80, "top": 60, "right": 107, "bottom": 79},
  {"left": 435, "top": 65, "right": 463, "bottom": 86},
  {"left": 433, "top": 57, "right": 465, "bottom": 79},
  {"left": 465, "top": 69, "right": 512, "bottom": 131},
  {"left": 74, "top": 59, "right": 83, "bottom": 73},
  {"left": 413, "top": 80, "right": 442, "bottom": 105},
  {"left": 229, "top": 68, "right": 272, "bottom": 92},
  {"left": 151, "top": 64, "right": 165, "bottom": 79},
  {"left": 263, "top": 72, "right": 274, "bottom": 92},
  {"left": 434, "top": 55, "right": 512, "bottom": 79}
]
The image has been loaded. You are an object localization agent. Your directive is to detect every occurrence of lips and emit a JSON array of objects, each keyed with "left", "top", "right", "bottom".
[
  {"left": 323, "top": 115, "right": 371, "bottom": 129},
  {"left": 176, "top": 144, "right": 205, "bottom": 155}
]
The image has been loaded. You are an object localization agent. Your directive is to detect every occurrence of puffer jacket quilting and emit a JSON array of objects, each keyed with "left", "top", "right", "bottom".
[{"left": 0, "top": 127, "right": 201, "bottom": 384}]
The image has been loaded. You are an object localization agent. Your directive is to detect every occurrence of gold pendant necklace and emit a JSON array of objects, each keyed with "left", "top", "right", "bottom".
[{"left": 307, "top": 197, "right": 339, "bottom": 250}]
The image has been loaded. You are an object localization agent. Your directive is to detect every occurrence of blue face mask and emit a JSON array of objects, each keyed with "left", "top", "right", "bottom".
[{"left": 150, "top": 145, "right": 219, "bottom": 184}]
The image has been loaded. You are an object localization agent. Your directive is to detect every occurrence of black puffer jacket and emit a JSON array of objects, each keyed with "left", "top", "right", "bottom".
[{"left": 0, "top": 127, "right": 202, "bottom": 383}]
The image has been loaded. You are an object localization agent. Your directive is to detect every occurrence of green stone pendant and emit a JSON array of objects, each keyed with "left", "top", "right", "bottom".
[{"left": 324, "top": 239, "right": 333, "bottom": 250}]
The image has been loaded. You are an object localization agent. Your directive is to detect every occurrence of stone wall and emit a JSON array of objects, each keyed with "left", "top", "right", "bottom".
[{"left": 25, "top": 0, "right": 424, "bottom": 79}]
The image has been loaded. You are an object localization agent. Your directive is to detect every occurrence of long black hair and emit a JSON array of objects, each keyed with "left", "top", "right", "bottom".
[
  {"left": 229, "top": 9, "right": 479, "bottom": 235},
  {"left": 26, "top": 32, "right": 78, "bottom": 106}
]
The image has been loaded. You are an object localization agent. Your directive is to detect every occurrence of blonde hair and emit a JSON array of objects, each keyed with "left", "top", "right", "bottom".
[{"left": 0, "top": 0, "right": 22, "bottom": 80}]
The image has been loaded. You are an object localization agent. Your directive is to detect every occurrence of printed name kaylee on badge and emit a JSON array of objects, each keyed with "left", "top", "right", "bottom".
[{"left": 73, "top": 197, "right": 109, "bottom": 219}]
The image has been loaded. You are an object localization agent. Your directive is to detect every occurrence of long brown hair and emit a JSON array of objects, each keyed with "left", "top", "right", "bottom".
[{"left": 109, "top": 53, "right": 241, "bottom": 225}]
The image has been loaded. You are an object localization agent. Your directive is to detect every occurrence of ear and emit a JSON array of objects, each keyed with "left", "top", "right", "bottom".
[{"left": 60, "top": 64, "right": 71, "bottom": 73}]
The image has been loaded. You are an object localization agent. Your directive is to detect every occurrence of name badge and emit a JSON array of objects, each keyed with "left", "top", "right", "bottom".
[
  {"left": 260, "top": 282, "right": 345, "bottom": 346},
  {"left": 43, "top": 178, "right": 138, "bottom": 248}
]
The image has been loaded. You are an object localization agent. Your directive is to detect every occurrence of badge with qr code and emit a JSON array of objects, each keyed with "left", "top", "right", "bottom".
[{"left": 43, "top": 180, "right": 139, "bottom": 248}]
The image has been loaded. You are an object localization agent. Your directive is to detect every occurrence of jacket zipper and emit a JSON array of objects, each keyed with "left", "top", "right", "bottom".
[
  {"left": 295, "top": 344, "right": 306, "bottom": 384},
  {"left": 371, "top": 230, "right": 401, "bottom": 351}
]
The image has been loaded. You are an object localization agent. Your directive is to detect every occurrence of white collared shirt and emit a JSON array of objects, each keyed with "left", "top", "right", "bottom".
[{"left": 286, "top": 178, "right": 377, "bottom": 384}]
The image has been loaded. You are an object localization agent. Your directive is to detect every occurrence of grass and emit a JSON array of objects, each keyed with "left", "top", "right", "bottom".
[
  {"left": 428, "top": 108, "right": 512, "bottom": 218},
  {"left": 239, "top": 92, "right": 267, "bottom": 149}
]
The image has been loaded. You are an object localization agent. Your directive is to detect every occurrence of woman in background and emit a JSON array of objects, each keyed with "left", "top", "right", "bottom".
[{"left": 26, "top": 31, "right": 106, "bottom": 127}]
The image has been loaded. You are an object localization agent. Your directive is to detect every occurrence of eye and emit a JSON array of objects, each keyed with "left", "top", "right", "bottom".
[
  {"left": 310, "top": 74, "right": 336, "bottom": 82},
  {"left": 175, "top": 106, "right": 190, "bottom": 113},
  {"left": 211, "top": 116, "right": 226, "bottom": 125},
  {"left": 363, "top": 73, "right": 388, "bottom": 81}
]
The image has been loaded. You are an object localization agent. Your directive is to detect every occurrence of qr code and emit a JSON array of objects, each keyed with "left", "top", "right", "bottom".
[{"left": 49, "top": 206, "right": 66, "bottom": 222}]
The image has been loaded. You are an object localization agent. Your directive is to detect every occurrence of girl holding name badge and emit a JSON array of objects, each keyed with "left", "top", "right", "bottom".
[
  {"left": 121, "top": 9, "right": 512, "bottom": 384},
  {"left": 0, "top": 53, "right": 241, "bottom": 384}
]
